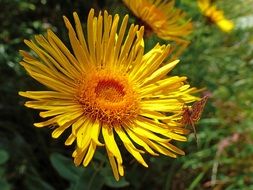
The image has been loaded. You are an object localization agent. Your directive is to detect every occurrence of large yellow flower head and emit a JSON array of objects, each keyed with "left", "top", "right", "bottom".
[
  {"left": 198, "top": 0, "right": 234, "bottom": 33},
  {"left": 19, "top": 9, "right": 199, "bottom": 180},
  {"left": 123, "top": 0, "right": 192, "bottom": 40}
]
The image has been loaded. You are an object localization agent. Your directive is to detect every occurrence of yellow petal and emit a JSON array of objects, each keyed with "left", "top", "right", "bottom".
[
  {"left": 19, "top": 91, "right": 73, "bottom": 100},
  {"left": 90, "top": 120, "right": 104, "bottom": 146},
  {"left": 76, "top": 120, "right": 91, "bottom": 149},
  {"left": 115, "top": 126, "right": 148, "bottom": 167},
  {"left": 106, "top": 147, "right": 120, "bottom": 181},
  {"left": 125, "top": 127, "right": 159, "bottom": 156},
  {"left": 102, "top": 125, "right": 123, "bottom": 164},
  {"left": 73, "top": 12, "right": 89, "bottom": 57},
  {"left": 128, "top": 125, "right": 169, "bottom": 143},
  {"left": 72, "top": 117, "right": 87, "bottom": 135},
  {"left": 65, "top": 134, "right": 76, "bottom": 146},
  {"left": 139, "top": 76, "right": 187, "bottom": 97},
  {"left": 141, "top": 59, "right": 179, "bottom": 86},
  {"left": 159, "top": 142, "right": 185, "bottom": 155},
  {"left": 52, "top": 121, "right": 72, "bottom": 138},
  {"left": 40, "top": 105, "right": 80, "bottom": 118},
  {"left": 63, "top": 16, "right": 91, "bottom": 71},
  {"left": 34, "top": 117, "right": 57, "bottom": 128},
  {"left": 83, "top": 141, "right": 97, "bottom": 167},
  {"left": 146, "top": 140, "right": 177, "bottom": 158},
  {"left": 73, "top": 148, "right": 88, "bottom": 166}
]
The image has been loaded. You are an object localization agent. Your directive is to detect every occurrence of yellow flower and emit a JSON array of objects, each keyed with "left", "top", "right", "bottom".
[
  {"left": 19, "top": 9, "right": 199, "bottom": 180},
  {"left": 198, "top": 0, "right": 234, "bottom": 33},
  {"left": 123, "top": 0, "right": 193, "bottom": 58}
]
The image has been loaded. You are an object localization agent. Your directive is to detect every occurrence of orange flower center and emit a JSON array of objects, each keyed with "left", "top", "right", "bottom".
[
  {"left": 95, "top": 79, "right": 125, "bottom": 103},
  {"left": 76, "top": 69, "right": 139, "bottom": 126}
]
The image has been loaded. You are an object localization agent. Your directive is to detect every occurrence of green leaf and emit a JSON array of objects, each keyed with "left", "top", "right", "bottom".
[
  {"left": 24, "top": 175, "right": 55, "bottom": 190},
  {"left": 0, "top": 168, "right": 5, "bottom": 176},
  {"left": 50, "top": 153, "right": 105, "bottom": 190},
  {"left": 93, "top": 151, "right": 107, "bottom": 162},
  {"left": 0, "top": 149, "right": 9, "bottom": 165},
  {"left": 50, "top": 153, "right": 82, "bottom": 183},
  {"left": 72, "top": 168, "right": 105, "bottom": 190},
  {"left": 187, "top": 171, "right": 205, "bottom": 190},
  {"left": 101, "top": 168, "right": 129, "bottom": 188},
  {"left": 0, "top": 179, "right": 11, "bottom": 190}
]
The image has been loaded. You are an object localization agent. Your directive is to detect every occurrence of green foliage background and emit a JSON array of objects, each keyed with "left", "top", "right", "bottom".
[{"left": 0, "top": 0, "right": 253, "bottom": 189}]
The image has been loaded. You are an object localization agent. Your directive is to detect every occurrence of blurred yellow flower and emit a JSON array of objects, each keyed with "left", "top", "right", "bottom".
[
  {"left": 19, "top": 9, "right": 199, "bottom": 180},
  {"left": 198, "top": 0, "right": 234, "bottom": 33},
  {"left": 123, "top": 0, "right": 193, "bottom": 58}
]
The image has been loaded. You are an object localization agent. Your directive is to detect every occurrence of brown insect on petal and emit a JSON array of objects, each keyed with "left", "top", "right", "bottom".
[{"left": 180, "top": 95, "right": 209, "bottom": 145}]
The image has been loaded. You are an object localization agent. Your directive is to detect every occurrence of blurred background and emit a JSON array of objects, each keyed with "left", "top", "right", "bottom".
[{"left": 0, "top": 0, "right": 253, "bottom": 189}]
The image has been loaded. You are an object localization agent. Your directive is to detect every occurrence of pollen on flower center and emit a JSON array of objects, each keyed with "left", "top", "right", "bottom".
[
  {"left": 76, "top": 70, "right": 140, "bottom": 125},
  {"left": 95, "top": 79, "right": 125, "bottom": 103}
]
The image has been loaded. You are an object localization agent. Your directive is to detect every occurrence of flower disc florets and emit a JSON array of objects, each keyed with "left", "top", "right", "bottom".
[{"left": 76, "top": 69, "right": 139, "bottom": 126}]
